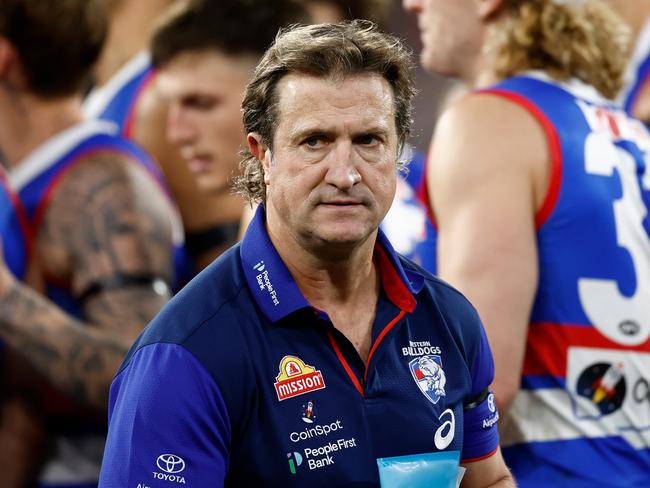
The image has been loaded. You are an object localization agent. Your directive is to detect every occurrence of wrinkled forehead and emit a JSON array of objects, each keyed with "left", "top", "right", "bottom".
[{"left": 272, "top": 72, "right": 397, "bottom": 136}]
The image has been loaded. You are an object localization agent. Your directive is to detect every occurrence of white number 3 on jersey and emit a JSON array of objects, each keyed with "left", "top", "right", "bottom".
[{"left": 579, "top": 132, "right": 650, "bottom": 345}]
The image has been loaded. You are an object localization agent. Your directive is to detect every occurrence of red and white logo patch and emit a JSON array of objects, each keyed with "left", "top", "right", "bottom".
[{"left": 274, "top": 356, "right": 326, "bottom": 401}]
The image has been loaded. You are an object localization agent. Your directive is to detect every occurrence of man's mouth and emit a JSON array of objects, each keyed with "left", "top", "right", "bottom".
[{"left": 187, "top": 156, "right": 212, "bottom": 174}]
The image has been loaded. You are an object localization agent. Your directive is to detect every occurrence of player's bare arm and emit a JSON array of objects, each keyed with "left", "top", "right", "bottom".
[
  {"left": 461, "top": 447, "right": 516, "bottom": 488},
  {"left": 429, "top": 93, "right": 548, "bottom": 412},
  {"left": 0, "top": 151, "right": 173, "bottom": 409}
]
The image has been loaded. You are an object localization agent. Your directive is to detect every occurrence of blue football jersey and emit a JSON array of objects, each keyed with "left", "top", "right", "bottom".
[
  {"left": 99, "top": 206, "right": 501, "bottom": 487},
  {"left": 423, "top": 72, "right": 650, "bottom": 487},
  {"left": 8, "top": 119, "right": 190, "bottom": 488},
  {"left": 0, "top": 169, "right": 29, "bottom": 280},
  {"left": 12, "top": 120, "right": 187, "bottom": 318},
  {"left": 83, "top": 52, "right": 195, "bottom": 287},
  {"left": 83, "top": 51, "right": 154, "bottom": 138}
]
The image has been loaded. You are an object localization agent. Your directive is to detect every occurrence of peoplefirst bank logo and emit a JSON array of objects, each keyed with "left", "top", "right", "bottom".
[
  {"left": 274, "top": 356, "right": 326, "bottom": 401},
  {"left": 253, "top": 260, "right": 280, "bottom": 306}
]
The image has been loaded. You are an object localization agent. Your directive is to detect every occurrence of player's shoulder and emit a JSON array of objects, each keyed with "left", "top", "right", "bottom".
[
  {"left": 52, "top": 128, "right": 167, "bottom": 207},
  {"left": 437, "top": 85, "right": 541, "bottom": 140},
  {"left": 431, "top": 79, "right": 550, "bottom": 185},
  {"left": 122, "top": 245, "right": 248, "bottom": 360}
]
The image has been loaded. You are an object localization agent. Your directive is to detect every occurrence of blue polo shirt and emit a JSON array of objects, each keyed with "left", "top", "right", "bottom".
[{"left": 99, "top": 206, "right": 499, "bottom": 487}]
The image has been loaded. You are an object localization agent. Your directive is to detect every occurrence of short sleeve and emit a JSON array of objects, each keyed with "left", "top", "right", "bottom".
[
  {"left": 99, "top": 343, "right": 231, "bottom": 487},
  {"left": 461, "top": 325, "right": 500, "bottom": 462}
]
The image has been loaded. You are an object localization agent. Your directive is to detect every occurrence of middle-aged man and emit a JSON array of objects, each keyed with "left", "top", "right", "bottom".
[{"left": 99, "top": 22, "right": 515, "bottom": 488}]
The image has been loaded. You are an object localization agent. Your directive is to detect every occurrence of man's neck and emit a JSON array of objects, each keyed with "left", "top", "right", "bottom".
[
  {"left": 282, "top": 238, "right": 376, "bottom": 305},
  {"left": 273, "top": 231, "right": 380, "bottom": 364},
  {"left": 1, "top": 93, "right": 83, "bottom": 168}
]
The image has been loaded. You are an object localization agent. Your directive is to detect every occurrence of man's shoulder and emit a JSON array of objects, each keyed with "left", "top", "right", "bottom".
[
  {"left": 400, "top": 255, "right": 470, "bottom": 303},
  {"left": 400, "top": 255, "right": 482, "bottom": 331}
]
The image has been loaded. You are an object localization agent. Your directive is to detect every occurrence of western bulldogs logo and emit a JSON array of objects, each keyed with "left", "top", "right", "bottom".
[{"left": 410, "top": 355, "right": 446, "bottom": 404}]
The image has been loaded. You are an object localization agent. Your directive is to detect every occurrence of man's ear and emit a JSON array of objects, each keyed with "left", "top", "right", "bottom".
[
  {"left": 477, "top": 0, "right": 504, "bottom": 19},
  {"left": 247, "top": 132, "right": 272, "bottom": 185}
]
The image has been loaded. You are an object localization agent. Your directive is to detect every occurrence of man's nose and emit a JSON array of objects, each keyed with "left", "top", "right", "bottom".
[
  {"left": 166, "top": 104, "right": 196, "bottom": 145},
  {"left": 402, "top": 0, "right": 422, "bottom": 13},
  {"left": 324, "top": 141, "right": 362, "bottom": 190}
]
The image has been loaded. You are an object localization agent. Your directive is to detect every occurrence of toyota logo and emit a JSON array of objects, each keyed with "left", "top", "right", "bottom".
[{"left": 156, "top": 454, "right": 186, "bottom": 474}]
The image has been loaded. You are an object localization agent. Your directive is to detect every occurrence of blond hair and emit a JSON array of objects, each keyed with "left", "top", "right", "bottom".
[{"left": 492, "top": 0, "right": 630, "bottom": 99}]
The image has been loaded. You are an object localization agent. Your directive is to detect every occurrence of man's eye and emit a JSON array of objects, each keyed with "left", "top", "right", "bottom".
[
  {"left": 183, "top": 96, "right": 217, "bottom": 110},
  {"left": 304, "top": 136, "right": 324, "bottom": 148},
  {"left": 357, "top": 134, "right": 380, "bottom": 145}
]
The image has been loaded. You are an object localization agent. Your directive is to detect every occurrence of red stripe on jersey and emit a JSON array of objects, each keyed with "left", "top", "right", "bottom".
[
  {"left": 374, "top": 245, "right": 416, "bottom": 313},
  {"left": 365, "top": 310, "right": 406, "bottom": 382},
  {"left": 417, "top": 157, "right": 437, "bottom": 228},
  {"left": 327, "top": 330, "right": 364, "bottom": 397},
  {"left": 480, "top": 89, "right": 563, "bottom": 229},
  {"left": 461, "top": 446, "right": 498, "bottom": 464},
  {"left": 523, "top": 322, "right": 650, "bottom": 377},
  {"left": 0, "top": 171, "right": 34, "bottom": 261},
  {"left": 123, "top": 69, "right": 157, "bottom": 139}
]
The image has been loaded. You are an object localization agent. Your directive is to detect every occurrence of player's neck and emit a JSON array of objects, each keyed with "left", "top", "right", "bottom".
[
  {"left": 1, "top": 94, "right": 83, "bottom": 168},
  {"left": 93, "top": 2, "right": 164, "bottom": 85},
  {"left": 466, "top": 28, "right": 500, "bottom": 89},
  {"left": 619, "top": 4, "right": 650, "bottom": 40}
]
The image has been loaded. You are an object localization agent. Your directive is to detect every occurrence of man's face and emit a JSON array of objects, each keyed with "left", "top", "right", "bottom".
[
  {"left": 306, "top": 1, "right": 345, "bottom": 23},
  {"left": 403, "top": 0, "right": 482, "bottom": 75},
  {"left": 157, "top": 49, "right": 255, "bottom": 193},
  {"left": 255, "top": 73, "right": 398, "bottom": 252}
]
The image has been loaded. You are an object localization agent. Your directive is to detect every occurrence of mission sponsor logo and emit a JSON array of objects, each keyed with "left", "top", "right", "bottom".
[
  {"left": 568, "top": 348, "right": 650, "bottom": 445},
  {"left": 409, "top": 354, "right": 447, "bottom": 404},
  {"left": 274, "top": 356, "right": 326, "bottom": 401}
]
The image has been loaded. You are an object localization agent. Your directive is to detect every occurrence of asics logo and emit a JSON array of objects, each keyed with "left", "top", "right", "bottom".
[{"left": 434, "top": 409, "right": 455, "bottom": 450}]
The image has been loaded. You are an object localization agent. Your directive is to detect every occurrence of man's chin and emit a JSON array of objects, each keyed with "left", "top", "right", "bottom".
[
  {"left": 196, "top": 175, "right": 232, "bottom": 195},
  {"left": 310, "top": 227, "right": 376, "bottom": 250}
]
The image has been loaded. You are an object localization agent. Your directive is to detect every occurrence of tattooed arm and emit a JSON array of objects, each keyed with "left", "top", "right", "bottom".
[{"left": 0, "top": 150, "right": 173, "bottom": 410}]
